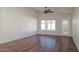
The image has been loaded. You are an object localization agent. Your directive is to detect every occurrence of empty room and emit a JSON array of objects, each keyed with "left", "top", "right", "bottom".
[{"left": 0, "top": 7, "right": 79, "bottom": 52}]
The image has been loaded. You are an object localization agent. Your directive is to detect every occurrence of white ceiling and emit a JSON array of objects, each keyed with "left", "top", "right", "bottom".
[{"left": 32, "top": 7, "right": 73, "bottom": 14}]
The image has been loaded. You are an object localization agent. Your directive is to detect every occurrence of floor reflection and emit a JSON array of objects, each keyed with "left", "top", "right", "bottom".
[{"left": 39, "top": 36, "right": 57, "bottom": 51}]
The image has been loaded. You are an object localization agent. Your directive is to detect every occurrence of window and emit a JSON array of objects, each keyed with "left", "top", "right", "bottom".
[
  {"left": 41, "top": 20, "right": 55, "bottom": 31},
  {"left": 41, "top": 20, "right": 46, "bottom": 30}
]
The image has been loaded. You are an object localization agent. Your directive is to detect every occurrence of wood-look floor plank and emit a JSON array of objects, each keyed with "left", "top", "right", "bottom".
[{"left": 0, "top": 34, "right": 78, "bottom": 52}]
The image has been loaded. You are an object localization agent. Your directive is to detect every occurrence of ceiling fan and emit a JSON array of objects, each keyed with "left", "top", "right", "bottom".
[{"left": 44, "top": 7, "right": 54, "bottom": 13}]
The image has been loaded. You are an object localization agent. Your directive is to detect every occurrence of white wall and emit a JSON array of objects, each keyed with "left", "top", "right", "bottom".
[
  {"left": 0, "top": 7, "right": 38, "bottom": 44},
  {"left": 38, "top": 13, "right": 72, "bottom": 36},
  {"left": 0, "top": 9, "right": 1, "bottom": 38},
  {"left": 72, "top": 8, "right": 79, "bottom": 51}
]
